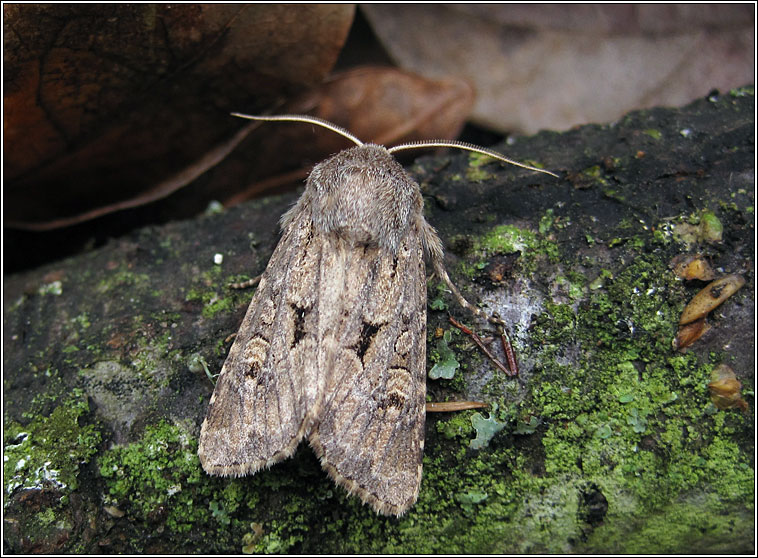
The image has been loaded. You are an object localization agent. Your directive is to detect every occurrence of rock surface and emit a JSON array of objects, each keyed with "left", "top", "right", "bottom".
[{"left": 3, "top": 87, "right": 754, "bottom": 553}]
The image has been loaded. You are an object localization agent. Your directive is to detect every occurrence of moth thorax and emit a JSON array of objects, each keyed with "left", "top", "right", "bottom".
[{"left": 308, "top": 145, "right": 421, "bottom": 252}]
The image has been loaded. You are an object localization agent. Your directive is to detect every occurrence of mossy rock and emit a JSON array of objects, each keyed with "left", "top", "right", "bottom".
[{"left": 3, "top": 87, "right": 754, "bottom": 553}]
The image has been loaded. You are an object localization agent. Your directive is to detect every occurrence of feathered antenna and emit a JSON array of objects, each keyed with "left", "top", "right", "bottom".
[
  {"left": 231, "top": 113, "right": 364, "bottom": 147},
  {"left": 389, "top": 140, "right": 558, "bottom": 178},
  {"left": 231, "top": 113, "right": 557, "bottom": 177}
]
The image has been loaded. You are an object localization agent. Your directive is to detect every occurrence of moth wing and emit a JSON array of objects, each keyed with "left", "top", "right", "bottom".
[
  {"left": 198, "top": 210, "right": 323, "bottom": 476},
  {"left": 308, "top": 226, "right": 428, "bottom": 516}
]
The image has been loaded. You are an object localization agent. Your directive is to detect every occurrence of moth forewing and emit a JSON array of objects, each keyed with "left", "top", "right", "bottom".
[
  {"left": 197, "top": 208, "right": 320, "bottom": 476},
  {"left": 198, "top": 113, "right": 554, "bottom": 516},
  {"left": 307, "top": 221, "right": 428, "bottom": 516}
]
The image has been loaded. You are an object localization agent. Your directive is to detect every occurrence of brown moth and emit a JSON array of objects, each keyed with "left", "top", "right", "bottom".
[{"left": 197, "top": 114, "right": 556, "bottom": 516}]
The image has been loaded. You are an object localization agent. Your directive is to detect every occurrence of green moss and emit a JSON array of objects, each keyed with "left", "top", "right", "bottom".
[
  {"left": 428, "top": 280, "right": 451, "bottom": 311},
  {"left": 479, "top": 224, "right": 538, "bottom": 254},
  {"left": 585, "top": 492, "right": 754, "bottom": 553},
  {"left": 538, "top": 208, "right": 555, "bottom": 235},
  {"left": 465, "top": 153, "right": 496, "bottom": 182},
  {"left": 98, "top": 421, "right": 213, "bottom": 533},
  {"left": 581, "top": 164, "right": 610, "bottom": 188},
  {"left": 96, "top": 269, "right": 150, "bottom": 294},
  {"left": 436, "top": 411, "right": 475, "bottom": 440},
  {"left": 669, "top": 209, "right": 726, "bottom": 246},
  {"left": 470, "top": 223, "right": 560, "bottom": 274},
  {"left": 72, "top": 312, "right": 91, "bottom": 330},
  {"left": 186, "top": 281, "right": 246, "bottom": 319},
  {"left": 521, "top": 249, "right": 753, "bottom": 552},
  {"left": 4, "top": 391, "right": 102, "bottom": 502},
  {"left": 554, "top": 272, "right": 586, "bottom": 301},
  {"left": 127, "top": 328, "right": 179, "bottom": 387},
  {"left": 698, "top": 210, "right": 723, "bottom": 242},
  {"left": 643, "top": 128, "right": 663, "bottom": 140},
  {"left": 38, "top": 280, "right": 63, "bottom": 296},
  {"left": 729, "top": 85, "right": 753, "bottom": 97}
]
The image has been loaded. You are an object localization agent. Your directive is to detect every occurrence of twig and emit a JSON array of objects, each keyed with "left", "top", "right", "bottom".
[
  {"left": 498, "top": 325, "right": 520, "bottom": 376},
  {"left": 426, "top": 401, "right": 489, "bottom": 412},
  {"left": 448, "top": 316, "right": 517, "bottom": 376}
]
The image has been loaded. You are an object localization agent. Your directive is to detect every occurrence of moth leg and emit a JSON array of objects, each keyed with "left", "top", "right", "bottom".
[
  {"left": 420, "top": 217, "right": 505, "bottom": 327},
  {"left": 229, "top": 274, "right": 262, "bottom": 289},
  {"left": 448, "top": 316, "right": 515, "bottom": 376},
  {"left": 433, "top": 259, "right": 504, "bottom": 325}
]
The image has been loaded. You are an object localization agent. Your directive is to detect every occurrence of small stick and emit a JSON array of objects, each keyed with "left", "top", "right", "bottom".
[
  {"left": 426, "top": 401, "right": 489, "bottom": 412},
  {"left": 498, "top": 325, "right": 520, "bottom": 376},
  {"left": 448, "top": 316, "right": 516, "bottom": 376}
]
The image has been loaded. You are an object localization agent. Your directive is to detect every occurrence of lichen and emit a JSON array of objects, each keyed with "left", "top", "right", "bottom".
[
  {"left": 427, "top": 330, "right": 460, "bottom": 380},
  {"left": 469, "top": 406, "right": 507, "bottom": 449},
  {"left": 3, "top": 391, "right": 102, "bottom": 503}
]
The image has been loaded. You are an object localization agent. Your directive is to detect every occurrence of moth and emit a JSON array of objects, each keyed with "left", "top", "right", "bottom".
[{"left": 198, "top": 113, "right": 556, "bottom": 516}]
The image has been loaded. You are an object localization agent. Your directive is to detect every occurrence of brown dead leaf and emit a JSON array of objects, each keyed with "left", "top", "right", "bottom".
[
  {"left": 673, "top": 273, "right": 746, "bottom": 351},
  {"left": 302, "top": 66, "right": 474, "bottom": 148},
  {"left": 670, "top": 254, "right": 717, "bottom": 281},
  {"left": 672, "top": 317, "right": 711, "bottom": 351},
  {"left": 679, "top": 274, "right": 745, "bottom": 325},
  {"left": 4, "top": 4, "right": 355, "bottom": 230},
  {"left": 708, "top": 364, "right": 749, "bottom": 412}
]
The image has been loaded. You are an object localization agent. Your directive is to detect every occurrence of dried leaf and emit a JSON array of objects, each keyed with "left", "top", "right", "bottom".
[
  {"left": 679, "top": 274, "right": 745, "bottom": 325},
  {"left": 302, "top": 66, "right": 474, "bottom": 148},
  {"left": 103, "top": 505, "right": 125, "bottom": 518},
  {"left": 222, "top": 66, "right": 474, "bottom": 206},
  {"left": 708, "top": 364, "right": 749, "bottom": 412},
  {"left": 673, "top": 318, "right": 711, "bottom": 351},
  {"left": 670, "top": 254, "right": 717, "bottom": 281},
  {"left": 426, "top": 401, "right": 489, "bottom": 413},
  {"left": 4, "top": 4, "right": 355, "bottom": 230}
]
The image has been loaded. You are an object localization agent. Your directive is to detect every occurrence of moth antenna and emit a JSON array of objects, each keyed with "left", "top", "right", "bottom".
[
  {"left": 388, "top": 140, "right": 558, "bottom": 178},
  {"left": 230, "top": 112, "right": 364, "bottom": 147}
]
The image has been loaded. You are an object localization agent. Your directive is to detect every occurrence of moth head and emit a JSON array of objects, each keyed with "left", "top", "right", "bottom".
[
  {"left": 231, "top": 113, "right": 558, "bottom": 253},
  {"left": 306, "top": 143, "right": 420, "bottom": 252}
]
